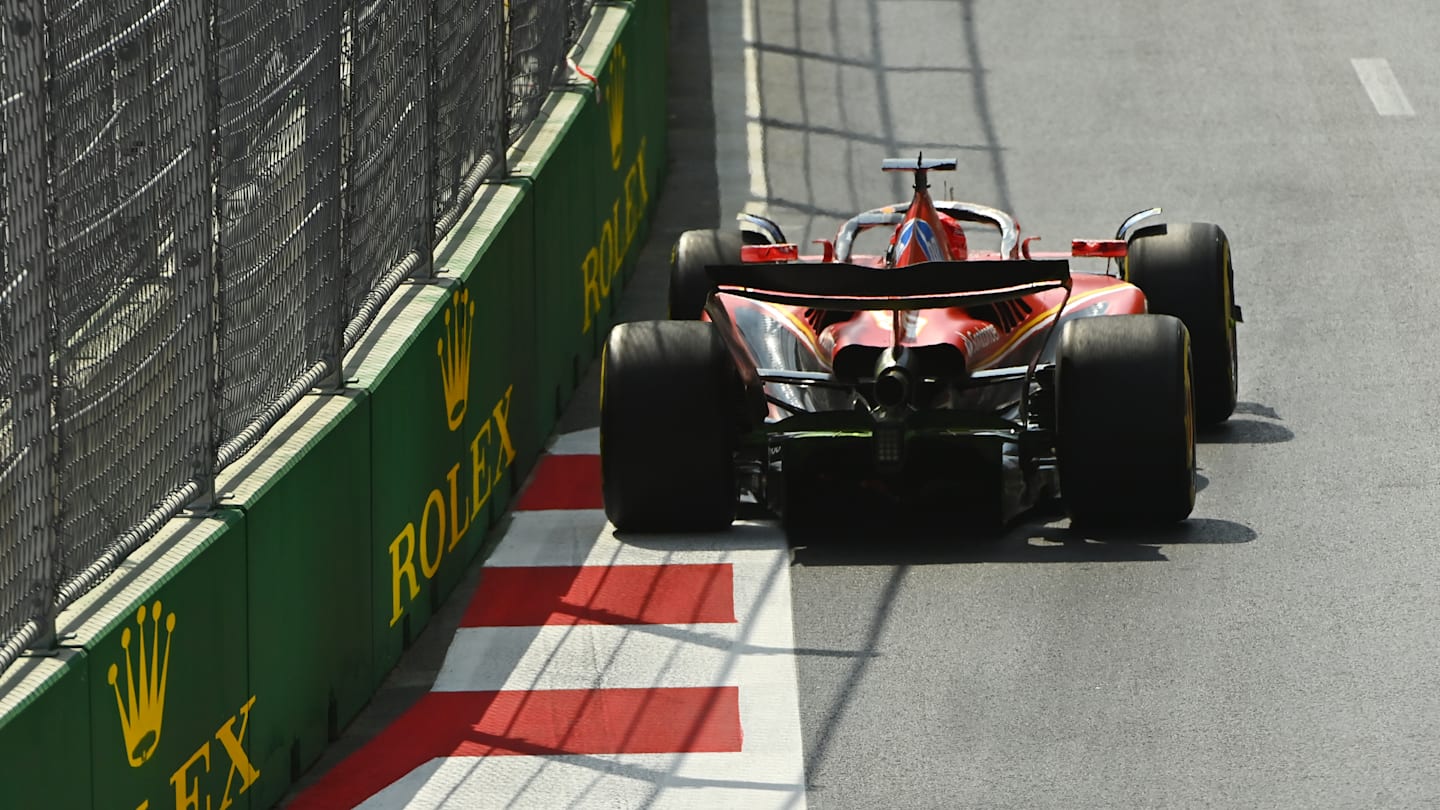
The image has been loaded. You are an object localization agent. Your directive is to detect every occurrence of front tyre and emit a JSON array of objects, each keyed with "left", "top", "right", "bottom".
[
  {"left": 600, "top": 320, "right": 739, "bottom": 531},
  {"left": 1125, "top": 222, "right": 1238, "bottom": 424},
  {"left": 1056, "top": 314, "right": 1196, "bottom": 526}
]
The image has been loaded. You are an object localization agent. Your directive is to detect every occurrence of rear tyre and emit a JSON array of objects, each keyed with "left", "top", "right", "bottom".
[
  {"left": 600, "top": 320, "right": 739, "bottom": 531},
  {"left": 1056, "top": 314, "right": 1195, "bottom": 525},
  {"left": 669, "top": 229, "right": 766, "bottom": 319},
  {"left": 1125, "top": 222, "right": 1238, "bottom": 424}
]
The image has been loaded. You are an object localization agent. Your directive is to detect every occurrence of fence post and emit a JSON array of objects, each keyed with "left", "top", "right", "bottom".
[
  {"left": 499, "top": 0, "right": 513, "bottom": 172},
  {"left": 497, "top": 0, "right": 511, "bottom": 176},
  {"left": 417, "top": 0, "right": 437, "bottom": 280},
  {"left": 310, "top": 0, "right": 347, "bottom": 391},
  {"left": 184, "top": 0, "right": 219, "bottom": 511},
  {"left": 4, "top": 0, "right": 59, "bottom": 652},
  {"left": 333, "top": 0, "right": 356, "bottom": 375}
]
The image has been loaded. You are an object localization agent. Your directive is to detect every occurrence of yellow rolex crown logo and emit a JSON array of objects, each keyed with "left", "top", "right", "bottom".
[
  {"left": 108, "top": 600, "right": 176, "bottom": 768},
  {"left": 607, "top": 44, "right": 626, "bottom": 171},
  {"left": 438, "top": 289, "right": 475, "bottom": 432}
]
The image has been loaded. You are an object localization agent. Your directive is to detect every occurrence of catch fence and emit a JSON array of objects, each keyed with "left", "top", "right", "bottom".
[{"left": 0, "top": 0, "right": 595, "bottom": 673}]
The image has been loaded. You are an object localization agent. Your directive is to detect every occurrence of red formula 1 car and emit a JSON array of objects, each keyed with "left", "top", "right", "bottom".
[{"left": 600, "top": 157, "right": 1240, "bottom": 531}]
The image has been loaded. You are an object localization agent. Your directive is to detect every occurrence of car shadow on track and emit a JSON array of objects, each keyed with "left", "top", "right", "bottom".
[
  {"left": 1199, "top": 401, "right": 1293, "bottom": 444},
  {"left": 786, "top": 512, "right": 1256, "bottom": 567}
]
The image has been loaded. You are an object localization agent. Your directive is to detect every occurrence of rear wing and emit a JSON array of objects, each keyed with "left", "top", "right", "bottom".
[
  {"left": 706, "top": 259, "right": 1070, "bottom": 311},
  {"left": 881, "top": 157, "right": 957, "bottom": 173}
]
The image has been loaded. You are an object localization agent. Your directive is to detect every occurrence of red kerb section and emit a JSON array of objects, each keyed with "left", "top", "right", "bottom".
[
  {"left": 515, "top": 453, "right": 603, "bottom": 510},
  {"left": 463, "top": 564, "right": 736, "bottom": 627},
  {"left": 287, "top": 687, "right": 743, "bottom": 810}
]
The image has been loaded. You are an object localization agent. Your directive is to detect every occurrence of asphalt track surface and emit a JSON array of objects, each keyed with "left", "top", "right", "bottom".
[
  {"left": 706, "top": 1, "right": 1440, "bottom": 807},
  {"left": 292, "top": 1, "right": 1440, "bottom": 807}
]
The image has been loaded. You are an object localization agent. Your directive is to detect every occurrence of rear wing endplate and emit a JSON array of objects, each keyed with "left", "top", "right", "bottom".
[{"left": 706, "top": 259, "right": 1070, "bottom": 311}]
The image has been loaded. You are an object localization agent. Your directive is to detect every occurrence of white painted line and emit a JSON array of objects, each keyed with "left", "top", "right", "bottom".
[
  {"left": 1352, "top": 58, "right": 1415, "bottom": 116},
  {"left": 434, "top": 623, "right": 750, "bottom": 692},
  {"left": 485, "top": 512, "right": 791, "bottom": 568},
  {"left": 356, "top": 752, "right": 809, "bottom": 810},
  {"left": 484, "top": 510, "right": 611, "bottom": 567}
]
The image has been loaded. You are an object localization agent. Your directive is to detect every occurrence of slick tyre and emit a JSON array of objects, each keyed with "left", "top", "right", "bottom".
[
  {"left": 1125, "top": 222, "right": 1238, "bottom": 424},
  {"left": 1056, "top": 314, "right": 1196, "bottom": 525},
  {"left": 600, "top": 320, "right": 739, "bottom": 531},
  {"left": 669, "top": 229, "right": 765, "bottom": 319}
]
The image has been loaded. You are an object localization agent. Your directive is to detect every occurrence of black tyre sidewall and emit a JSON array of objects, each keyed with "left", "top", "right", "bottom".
[
  {"left": 669, "top": 229, "right": 763, "bottom": 319},
  {"left": 600, "top": 321, "right": 739, "bottom": 531},
  {"left": 1056, "top": 314, "right": 1196, "bottom": 525},
  {"left": 1126, "top": 222, "right": 1237, "bottom": 424}
]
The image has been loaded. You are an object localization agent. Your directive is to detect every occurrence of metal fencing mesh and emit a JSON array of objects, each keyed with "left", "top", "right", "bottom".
[
  {"left": 346, "top": 0, "right": 431, "bottom": 321},
  {"left": 215, "top": 0, "right": 345, "bottom": 438},
  {"left": 568, "top": 0, "right": 596, "bottom": 46},
  {"left": 1, "top": 0, "right": 52, "bottom": 666},
  {"left": 46, "top": 0, "right": 215, "bottom": 600},
  {"left": 0, "top": 0, "right": 591, "bottom": 671},
  {"left": 432, "top": 0, "right": 507, "bottom": 236},
  {"left": 508, "top": 0, "right": 570, "bottom": 142}
]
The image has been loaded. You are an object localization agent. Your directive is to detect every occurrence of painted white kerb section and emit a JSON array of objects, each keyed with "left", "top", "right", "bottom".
[
  {"left": 365, "top": 425, "right": 809, "bottom": 809},
  {"left": 419, "top": 515, "right": 809, "bottom": 809}
]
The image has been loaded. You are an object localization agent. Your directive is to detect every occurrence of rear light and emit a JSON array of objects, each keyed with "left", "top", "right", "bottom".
[
  {"left": 740, "top": 243, "right": 800, "bottom": 263},
  {"left": 1070, "top": 239, "right": 1127, "bottom": 258},
  {"left": 874, "top": 425, "right": 904, "bottom": 468}
]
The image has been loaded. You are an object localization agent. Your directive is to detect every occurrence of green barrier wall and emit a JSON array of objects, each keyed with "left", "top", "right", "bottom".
[
  {"left": 346, "top": 281, "right": 452, "bottom": 675},
  {"left": 69, "top": 514, "right": 253, "bottom": 810},
  {"left": 352, "top": 182, "right": 535, "bottom": 682},
  {"left": 434, "top": 179, "right": 541, "bottom": 478},
  {"left": 577, "top": 7, "right": 633, "bottom": 351},
  {"left": 510, "top": 89, "right": 600, "bottom": 436},
  {"left": 218, "top": 393, "right": 373, "bottom": 810},
  {"left": 0, "top": 650, "right": 90, "bottom": 809},
  {"left": 587, "top": 1, "right": 666, "bottom": 299},
  {"left": 0, "top": 2, "right": 668, "bottom": 805}
]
